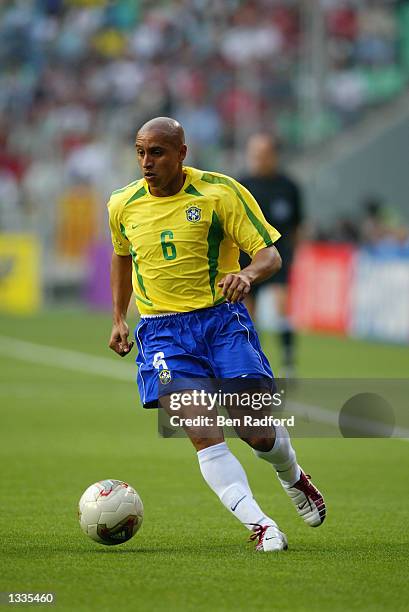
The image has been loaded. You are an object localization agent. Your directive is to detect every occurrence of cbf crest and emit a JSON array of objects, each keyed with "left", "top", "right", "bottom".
[
  {"left": 159, "top": 369, "right": 172, "bottom": 385},
  {"left": 186, "top": 205, "right": 201, "bottom": 223}
]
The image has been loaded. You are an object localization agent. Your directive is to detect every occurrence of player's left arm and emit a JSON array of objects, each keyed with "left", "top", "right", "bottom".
[{"left": 218, "top": 245, "right": 282, "bottom": 303}]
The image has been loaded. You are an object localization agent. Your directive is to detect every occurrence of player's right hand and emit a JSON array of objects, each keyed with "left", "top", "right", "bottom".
[{"left": 109, "top": 321, "right": 134, "bottom": 357}]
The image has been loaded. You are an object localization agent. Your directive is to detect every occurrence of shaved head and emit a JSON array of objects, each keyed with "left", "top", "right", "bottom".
[
  {"left": 137, "top": 117, "right": 185, "bottom": 148},
  {"left": 135, "top": 116, "right": 187, "bottom": 197}
]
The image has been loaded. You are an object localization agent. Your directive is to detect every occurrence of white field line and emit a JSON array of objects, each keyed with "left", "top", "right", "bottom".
[
  {"left": 289, "top": 401, "right": 409, "bottom": 439},
  {"left": 1, "top": 335, "right": 408, "bottom": 439},
  {"left": 0, "top": 335, "right": 135, "bottom": 382}
]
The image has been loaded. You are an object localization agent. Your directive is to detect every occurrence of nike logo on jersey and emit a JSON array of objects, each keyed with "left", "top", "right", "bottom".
[{"left": 230, "top": 495, "right": 246, "bottom": 512}]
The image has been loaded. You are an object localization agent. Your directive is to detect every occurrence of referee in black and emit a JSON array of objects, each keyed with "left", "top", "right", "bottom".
[{"left": 240, "top": 133, "right": 304, "bottom": 376}]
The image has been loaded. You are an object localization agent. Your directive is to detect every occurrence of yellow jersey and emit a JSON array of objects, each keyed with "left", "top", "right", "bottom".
[{"left": 108, "top": 166, "right": 280, "bottom": 314}]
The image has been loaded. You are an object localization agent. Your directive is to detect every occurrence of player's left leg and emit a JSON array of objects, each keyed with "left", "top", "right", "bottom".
[
  {"left": 209, "top": 302, "right": 325, "bottom": 528},
  {"left": 240, "top": 421, "right": 326, "bottom": 528}
]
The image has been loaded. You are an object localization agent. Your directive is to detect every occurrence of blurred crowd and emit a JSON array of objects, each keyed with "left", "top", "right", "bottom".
[
  {"left": 323, "top": 196, "right": 409, "bottom": 255},
  {"left": 0, "top": 0, "right": 409, "bottom": 269}
]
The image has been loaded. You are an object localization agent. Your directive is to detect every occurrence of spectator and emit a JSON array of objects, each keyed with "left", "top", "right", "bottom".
[{"left": 0, "top": 0, "right": 406, "bottom": 275}]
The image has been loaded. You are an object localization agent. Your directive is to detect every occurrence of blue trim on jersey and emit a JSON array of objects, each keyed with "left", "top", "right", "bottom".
[{"left": 134, "top": 302, "right": 274, "bottom": 408}]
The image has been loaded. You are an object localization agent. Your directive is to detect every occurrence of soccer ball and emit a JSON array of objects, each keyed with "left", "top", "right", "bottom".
[{"left": 78, "top": 479, "right": 143, "bottom": 545}]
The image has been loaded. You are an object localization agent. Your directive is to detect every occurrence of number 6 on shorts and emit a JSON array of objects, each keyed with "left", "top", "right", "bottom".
[{"left": 153, "top": 351, "right": 168, "bottom": 370}]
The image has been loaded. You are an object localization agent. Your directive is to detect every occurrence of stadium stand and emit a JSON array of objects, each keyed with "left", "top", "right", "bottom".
[{"left": 0, "top": 0, "right": 408, "bottom": 273}]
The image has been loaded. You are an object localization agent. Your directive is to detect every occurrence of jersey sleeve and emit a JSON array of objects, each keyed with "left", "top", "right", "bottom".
[
  {"left": 216, "top": 177, "right": 281, "bottom": 258},
  {"left": 107, "top": 196, "right": 130, "bottom": 256}
]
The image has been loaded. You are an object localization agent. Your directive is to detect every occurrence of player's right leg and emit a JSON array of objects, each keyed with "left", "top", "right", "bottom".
[{"left": 160, "top": 393, "right": 287, "bottom": 552}]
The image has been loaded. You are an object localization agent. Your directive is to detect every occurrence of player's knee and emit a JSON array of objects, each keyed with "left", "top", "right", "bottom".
[
  {"left": 241, "top": 435, "right": 275, "bottom": 452},
  {"left": 190, "top": 436, "right": 225, "bottom": 452}
]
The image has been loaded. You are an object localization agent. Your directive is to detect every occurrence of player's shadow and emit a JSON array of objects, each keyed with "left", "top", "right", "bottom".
[
  {"left": 284, "top": 542, "right": 408, "bottom": 557},
  {"left": 91, "top": 547, "right": 170, "bottom": 554},
  {"left": 90, "top": 543, "right": 242, "bottom": 555}
]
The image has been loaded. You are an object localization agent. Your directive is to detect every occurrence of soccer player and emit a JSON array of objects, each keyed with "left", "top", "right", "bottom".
[
  {"left": 239, "top": 133, "right": 303, "bottom": 376},
  {"left": 108, "top": 117, "right": 325, "bottom": 552}
]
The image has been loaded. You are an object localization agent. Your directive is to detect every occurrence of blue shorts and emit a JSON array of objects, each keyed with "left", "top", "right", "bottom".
[{"left": 134, "top": 302, "right": 274, "bottom": 408}]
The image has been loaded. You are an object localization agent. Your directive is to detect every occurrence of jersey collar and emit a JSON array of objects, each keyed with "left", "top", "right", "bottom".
[{"left": 144, "top": 167, "right": 192, "bottom": 198}]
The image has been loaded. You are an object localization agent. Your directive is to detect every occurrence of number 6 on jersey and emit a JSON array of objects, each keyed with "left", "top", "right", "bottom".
[{"left": 160, "top": 230, "right": 177, "bottom": 260}]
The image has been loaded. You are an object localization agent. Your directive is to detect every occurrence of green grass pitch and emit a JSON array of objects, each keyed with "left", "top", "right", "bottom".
[{"left": 1, "top": 310, "right": 408, "bottom": 611}]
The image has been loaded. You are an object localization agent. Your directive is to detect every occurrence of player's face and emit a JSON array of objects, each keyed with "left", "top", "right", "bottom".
[
  {"left": 135, "top": 131, "right": 187, "bottom": 195},
  {"left": 247, "top": 136, "right": 277, "bottom": 176}
]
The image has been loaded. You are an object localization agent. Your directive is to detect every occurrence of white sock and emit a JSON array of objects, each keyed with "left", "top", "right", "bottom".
[
  {"left": 197, "top": 442, "right": 276, "bottom": 531},
  {"left": 253, "top": 425, "right": 301, "bottom": 486}
]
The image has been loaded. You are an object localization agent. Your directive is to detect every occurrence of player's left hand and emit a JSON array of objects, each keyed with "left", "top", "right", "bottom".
[{"left": 217, "top": 272, "right": 252, "bottom": 303}]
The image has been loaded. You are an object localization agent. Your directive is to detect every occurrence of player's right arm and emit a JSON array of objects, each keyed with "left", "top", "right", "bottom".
[
  {"left": 107, "top": 194, "right": 134, "bottom": 356},
  {"left": 109, "top": 252, "right": 134, "bottom": 356}
]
